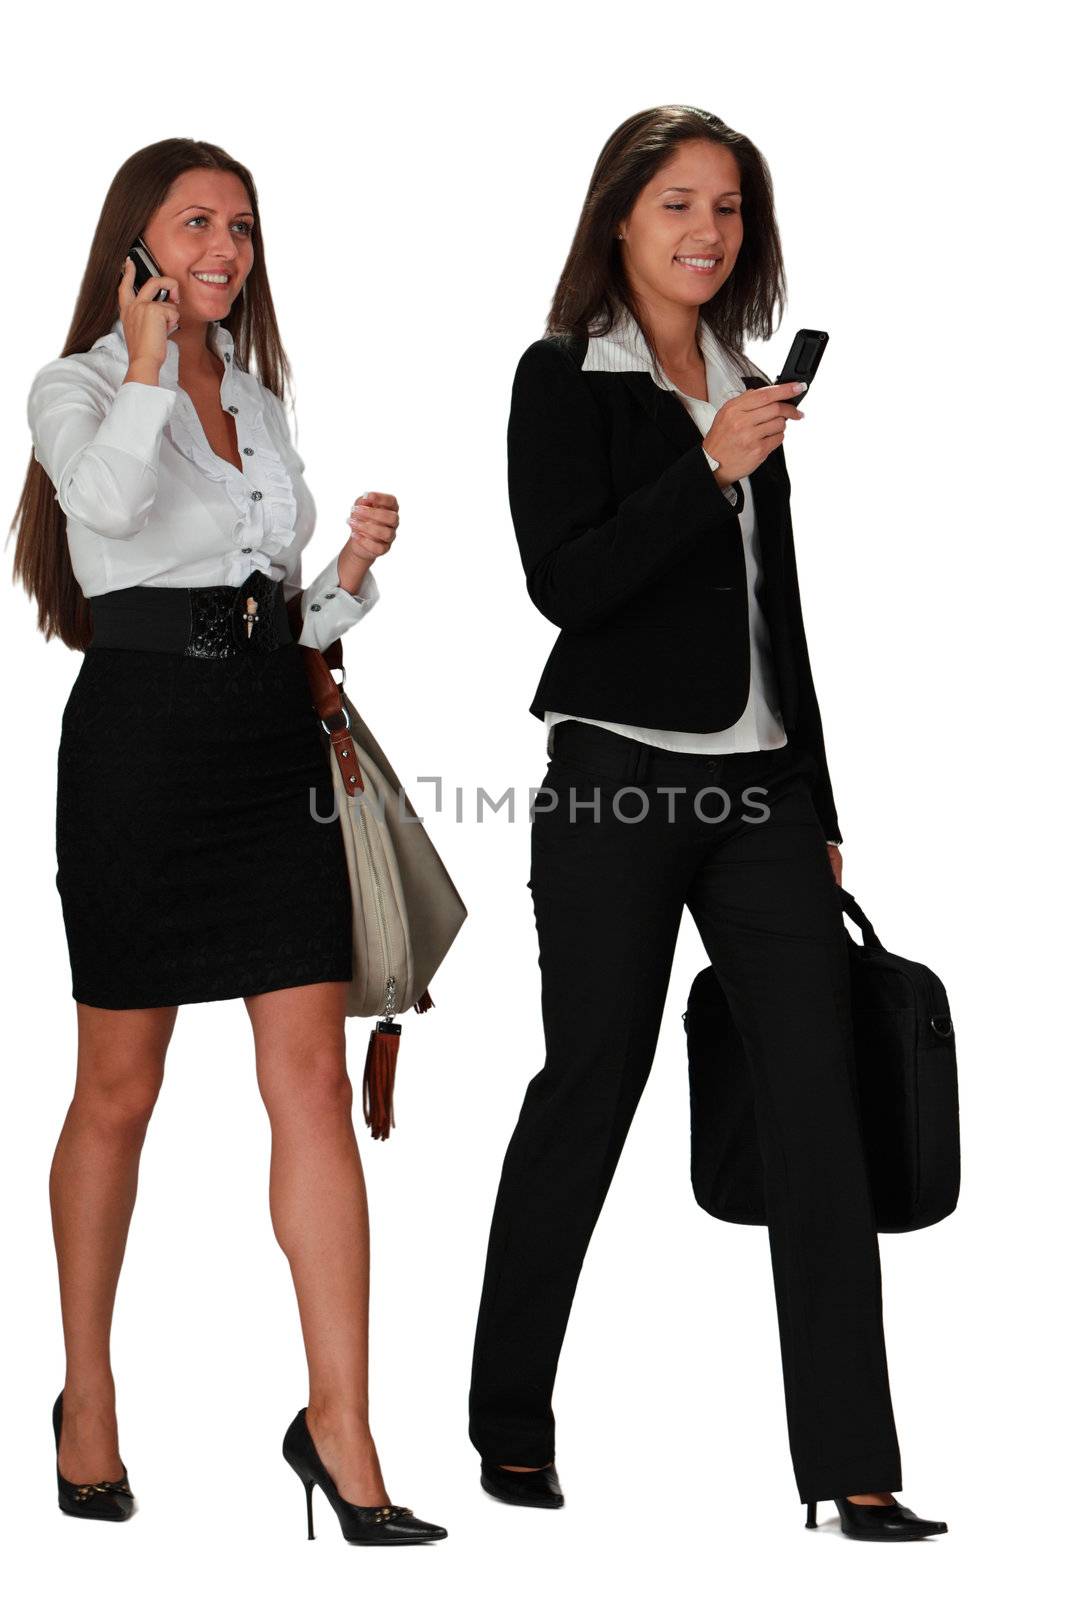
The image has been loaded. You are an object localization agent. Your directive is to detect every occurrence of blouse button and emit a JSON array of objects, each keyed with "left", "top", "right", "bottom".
[
  {"left": 224, "top": 353, "right": 231, "bottom": 362},
  {"left": 241, "top": 546, "right": 252, "bottom": 553},
  {"left": 250, "top": 489, "right": 263, "bottom": 501},
  {"left": 325, "top": 592, "right": 336, "bottom": 599},
  {"left": 243, "top": 447, "right": 254, "bottom": 456},
  {"left": 228, "top": 405, "right": 239, "bottom": 415},
  {"left": 310, "top": 603, "right": 322, "bottom": 612}
]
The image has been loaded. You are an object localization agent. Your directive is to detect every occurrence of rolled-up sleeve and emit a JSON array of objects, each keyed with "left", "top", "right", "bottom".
[
  {"left": 291, "top": 551, "right": 380, "bottom": 652},
  {"left": 28, "top": 361, "right": 176, "bottom": 540}
]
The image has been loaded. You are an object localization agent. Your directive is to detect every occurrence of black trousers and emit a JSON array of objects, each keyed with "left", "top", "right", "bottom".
[{"left": 468, "top": 718, "right": 902, "bottom": 1502}]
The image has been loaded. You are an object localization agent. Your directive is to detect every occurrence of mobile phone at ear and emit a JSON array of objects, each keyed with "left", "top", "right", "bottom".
[
  {"left": 775, "top": 329, "right": 828, "bottom": 394},
  {"left": 129, "top": 236, "right": 171, "bottom": 300}
]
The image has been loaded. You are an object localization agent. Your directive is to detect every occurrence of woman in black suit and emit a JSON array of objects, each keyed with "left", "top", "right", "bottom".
[{"left": 469, "top": 106, "right": 947, "bottom": 1541}]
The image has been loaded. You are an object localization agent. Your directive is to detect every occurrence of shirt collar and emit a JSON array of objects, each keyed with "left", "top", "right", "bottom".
[
  {"left": 102, "top": 316, "right": 237, "bottom": 392},
  {"left": 581, "top": 303, "right": 740, "bottom": 395}
]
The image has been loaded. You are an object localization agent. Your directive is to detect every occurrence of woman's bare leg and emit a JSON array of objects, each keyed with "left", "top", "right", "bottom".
[
  {"left": 245, "top": 979, "right": 389, "bottom": 1506},
  {"left": 50, "top": 1001, "right": 177, "bottom": 1482}
]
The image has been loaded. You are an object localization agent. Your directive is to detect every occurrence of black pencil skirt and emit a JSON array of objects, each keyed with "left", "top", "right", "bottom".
[{"left": 55, "top": 577, "right": 354, "bottom": 1009}]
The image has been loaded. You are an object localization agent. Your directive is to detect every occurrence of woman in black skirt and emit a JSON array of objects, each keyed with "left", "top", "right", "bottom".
[
  {"left": 12, "top": 138, "right": 445, "bottom": 1544},
  {"left": 468, "top": 107, "right": 947, "bottom": 1541}
]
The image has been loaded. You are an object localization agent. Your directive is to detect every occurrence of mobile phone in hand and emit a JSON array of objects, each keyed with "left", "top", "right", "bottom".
[
  {"left": 775, "top": 329, "right": 828, "bottom": 395},
  {"left": 129, "top": 236, "right": 171, "bottom": 301}
]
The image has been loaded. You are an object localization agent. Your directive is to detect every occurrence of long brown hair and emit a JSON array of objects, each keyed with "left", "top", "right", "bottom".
[
  {"left": 548, "top": 105, "right": 787, "bottom": 378},
  {"left": 9, "top": 138, "right": 291, "bottom": 651}
]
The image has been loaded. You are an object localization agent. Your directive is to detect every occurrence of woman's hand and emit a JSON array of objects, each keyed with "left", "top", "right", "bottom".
[
  {"left": 337, "top": 491, "right": 399, "bottom": 595},
  {"left": 703, "top": 380, "right": 807, "bottom": 486},
  {"left": 827, "top": 843, "right": 843, "bottom": 887},
  {"left": 118, "top": 256, "right": 180, "bottom": 383}
]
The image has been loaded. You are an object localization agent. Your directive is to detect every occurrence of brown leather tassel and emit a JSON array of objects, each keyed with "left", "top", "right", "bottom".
[
  {"left": 362, "top": 1021, "right": 401, "bottom": 1140},
  {"left": 413, "top": 987, "right": 435, "bottom": 1014}
]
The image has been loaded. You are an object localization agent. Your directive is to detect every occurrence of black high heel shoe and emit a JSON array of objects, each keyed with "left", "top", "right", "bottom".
[
  {"left": 806, "top": 1495, "right": 948, "bottom": 1540},
  {"left": 480, "top": 1459, "right": 564, "bottom": 1508},
  {"left": 52, "top": 1392, "right": 136, "bottom": 1521},
  {"left": 281, "top": 1408, "right": 447, "bottom": 1545}
]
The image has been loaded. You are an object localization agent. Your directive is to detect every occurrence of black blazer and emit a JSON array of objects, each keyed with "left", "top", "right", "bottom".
[{"left": 506, "top": 332, "right": 842, "bottom": 844}]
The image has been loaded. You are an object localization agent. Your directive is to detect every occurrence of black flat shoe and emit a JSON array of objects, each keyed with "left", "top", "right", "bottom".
[
  {"left": 480, "top": 1459, "right": 564, "bottom": 1508},
  {"left": 282, "top": 1408, "right": 446, "bottom": 1545},
  {"left": 806, "top": 1495, "right": 948, "bottom": 1540},
  {"left": 53, "top": 1392, "right": 136, "bottom": 1521}
]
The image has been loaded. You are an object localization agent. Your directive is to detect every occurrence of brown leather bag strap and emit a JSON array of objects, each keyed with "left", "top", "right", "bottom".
[
  {"left": 305, "top": 648, "right": 364, "bottom": 795},
  {"left": 286, "top": 594, "right": 363, "bottom": 794}
]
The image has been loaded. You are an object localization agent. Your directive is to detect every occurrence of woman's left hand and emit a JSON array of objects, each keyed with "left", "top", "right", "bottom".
[
  {"left": 826, "top": 844, "right": 843, "bottom": 887},
  {"left": 347, "top": 491, "right": 398, "bottom": 561},
  {"left": 337, "top": 491, "right": 398, "bottom": 593}
]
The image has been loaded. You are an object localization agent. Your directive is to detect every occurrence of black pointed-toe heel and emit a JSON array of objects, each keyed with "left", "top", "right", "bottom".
[
  {"left": 805, "top": 1495, "right": 948, "bottom": 1540},
  {"left": 281, "top": 1408, "right": 446, "bottom": 1545},
  {"left": 53, "top": 1392, "right": 136, "bottom": 1521},
  {"left": 480, "top": 1459, "right": 564, "bottom": 1508}
]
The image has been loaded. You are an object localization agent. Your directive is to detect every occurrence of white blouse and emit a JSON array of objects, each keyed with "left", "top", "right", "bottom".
[
  {"left": 545, "top": 308, "right": 787, "bottom": 755},
  {"left": 26, "top": 317, "right": 379, "bottom": 653}
]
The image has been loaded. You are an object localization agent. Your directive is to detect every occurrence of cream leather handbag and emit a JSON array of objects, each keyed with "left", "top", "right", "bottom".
[{"left": 301, "top": 642, "right": 467, "bottom": 1138}]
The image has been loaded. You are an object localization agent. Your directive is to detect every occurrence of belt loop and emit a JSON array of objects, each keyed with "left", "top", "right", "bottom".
[{"left": 631, "top": 741, "right": 652, "bottom": 784}]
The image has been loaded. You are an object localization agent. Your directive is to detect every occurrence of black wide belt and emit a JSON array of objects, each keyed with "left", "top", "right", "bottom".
[{"left": 88, "top": 571, "right": 293, "bottom": 657}]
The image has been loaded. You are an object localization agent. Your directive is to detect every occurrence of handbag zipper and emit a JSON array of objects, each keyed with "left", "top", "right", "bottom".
[{"left": 354, "top": 787, "right": 398, "bottom": 1019}]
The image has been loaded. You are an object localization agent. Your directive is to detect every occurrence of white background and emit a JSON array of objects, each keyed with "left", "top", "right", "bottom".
[{"left": 1, "top": 2, "right": 1067, "bottom": 1595}]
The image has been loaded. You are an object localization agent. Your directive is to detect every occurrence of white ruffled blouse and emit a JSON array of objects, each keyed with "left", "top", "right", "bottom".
[{"left": 26, "top": 317, "right": 378, "bottom": 652}]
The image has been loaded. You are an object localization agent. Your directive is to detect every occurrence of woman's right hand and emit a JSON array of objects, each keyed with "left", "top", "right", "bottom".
[
  {"left": 703, "top": 380, "right": 808, "bottom": 486},
  {"left": 118, "top": 256, "right": 181, "bottom": 380}
]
